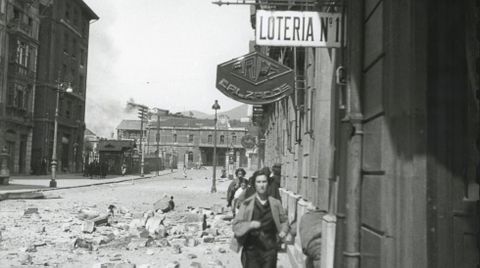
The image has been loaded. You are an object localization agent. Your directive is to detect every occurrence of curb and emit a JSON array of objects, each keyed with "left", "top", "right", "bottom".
[{"left": 0, "top": 171, "right": 176, "bottom": 195}]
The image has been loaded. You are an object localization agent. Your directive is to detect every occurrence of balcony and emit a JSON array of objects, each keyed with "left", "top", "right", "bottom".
[
  {"left": 5, "top": 106, "right": 33, "bottom": 125},
  {"left": 8, "top": 62, "right": 35, "bottom": 80},
  {"left": 7, "top": 18, "right": 33, "bottom": 37}
]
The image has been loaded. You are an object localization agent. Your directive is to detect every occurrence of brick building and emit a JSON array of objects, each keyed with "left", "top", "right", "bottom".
[
  {"left": 117, "top": 114, "right": 251, "bottom": 169},
  {"left": 30, "top": 0, "right": 98, "bottom": 174}
]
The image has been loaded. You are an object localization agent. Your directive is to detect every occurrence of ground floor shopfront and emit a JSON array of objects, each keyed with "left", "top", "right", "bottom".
[
  {"left": 31, "top": 119, "right": 84, "bottom": 175},
  {"left": 1, "top": 121, "right": 32, "bottom": 175}
]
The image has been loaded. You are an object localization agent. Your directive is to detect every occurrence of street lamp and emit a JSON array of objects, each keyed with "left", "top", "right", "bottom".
[
  {"left": 50, "top": 81, "right": 73, "bottom": 188},
  {"left": 211, "top": 100, "right": 220, "bottom": 193}
]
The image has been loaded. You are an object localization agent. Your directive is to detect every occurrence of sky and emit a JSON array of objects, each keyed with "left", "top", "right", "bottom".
[{"left": 82, "top": 0, "right": 253, "bottom": 137}]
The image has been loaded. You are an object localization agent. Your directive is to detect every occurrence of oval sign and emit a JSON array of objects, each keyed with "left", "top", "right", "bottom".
[
  {"left": 241, "top": 135, "right": 256, "bottom": 149},
  {"left": 216, "top": 52, "right": 294, "bottom": 105}
]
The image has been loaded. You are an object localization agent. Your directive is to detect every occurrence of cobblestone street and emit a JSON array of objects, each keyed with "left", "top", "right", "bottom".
[{"left": 0, "top": 168, "right": 291, "bottom": 268}]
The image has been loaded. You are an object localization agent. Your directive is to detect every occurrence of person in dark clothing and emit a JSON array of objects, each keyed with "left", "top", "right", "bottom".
[
  {"left": 162, "top": 196, "right": 175, "bottom": 213},
  {"left": 267, "top": 163, "right": 282, "bottom": 201},
  {"left": 227, "top": 168, "right": 246, "bottom": 207},
  {"left": 232, "top": 169, "right": 289, "bottom": 268}
]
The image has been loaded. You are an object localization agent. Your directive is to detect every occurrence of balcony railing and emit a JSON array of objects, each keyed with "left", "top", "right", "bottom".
[
  {"left": 5, "top": 106, "right": 32, "bottom": 122},
  {"left": 8, "top": 62, "right": 35, "bottom": 80},
  {"left": 7, "top": 18, "right": 33, "bottom": 36}
]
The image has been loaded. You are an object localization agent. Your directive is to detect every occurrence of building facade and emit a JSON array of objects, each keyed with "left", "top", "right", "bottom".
[
  {"left": 31, "top": 0, "right": 97, "bottom": 174},
  {"left": 0, "top": 0, "right": 40, "bottom": 174},
  {"left": 220, "top": 0, "right": 480, "bottom": 267},
  {"left": 117, "top": 115, "right": 251, "bottom": 170}
]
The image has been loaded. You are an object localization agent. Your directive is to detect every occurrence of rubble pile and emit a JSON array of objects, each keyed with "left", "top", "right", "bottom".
[{"left": 0, "top": 198, "right": 236, "bottom": 267}]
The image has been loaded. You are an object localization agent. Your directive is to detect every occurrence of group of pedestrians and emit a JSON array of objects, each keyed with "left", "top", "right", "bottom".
[
  {"left": 228, "top": 164, "right": 287, "bottom": 268},
  {"left": 83, "top": 160, "right": 108, "bottom": 178}
]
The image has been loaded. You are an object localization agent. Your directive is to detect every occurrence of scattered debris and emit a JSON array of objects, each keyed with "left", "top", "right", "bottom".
[
  {"left": 82, "top": 221, "right": 95, "bottom": 233},
  {"left": 24, "top": 207, "right": 39, "bottom": 216},
  {"left": 187, "top": 253, "right": 198, "bottom": 259},
  {"left": 190, "top": 262, "right": 202, "bottom": 268},
  {"left": 18, "top": 253, "right": 32, "bottom": 265},
  {"left": 203, "top": 236, "right": 215, "bottom": 243},
  {"left": 78, "top": 208, "right": 100, "bottom": 220},
  {"left": 165, "top": 261, "right": 180, "bottom": 268},
  {"left": 36, "top": 225, "right": 46, "bottom": 234},
  {"left": 171, "top": 244, "right": 182, "bottom": 254},
  {"left": 1, "top": 189, "right": 240, "bottom": 267},
  {"left": 73, "top": 238, "right": 93, "bottom": 251}
]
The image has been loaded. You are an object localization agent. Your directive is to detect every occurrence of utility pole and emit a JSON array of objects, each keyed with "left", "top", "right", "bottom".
[{"left": 137, "top": 106, "right": 148, "bottom": 177}]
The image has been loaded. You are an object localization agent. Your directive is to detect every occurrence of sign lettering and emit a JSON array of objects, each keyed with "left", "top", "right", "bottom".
[{"left": 256, "top": 10, "right": 343, "bottom": 47}]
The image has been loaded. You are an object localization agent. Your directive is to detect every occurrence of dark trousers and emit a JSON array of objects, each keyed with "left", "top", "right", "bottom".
[{"left": 241, "top": 248, "right": 277, "bottom": 268}]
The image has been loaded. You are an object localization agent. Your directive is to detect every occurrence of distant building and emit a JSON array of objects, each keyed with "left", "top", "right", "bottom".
[
  {"left": 116, "top": 114, "right": 252, "bottom": 169},
  {"left": 83, "top": 128, "right": 99, "bottom": 165},
  {"left": 0, "top": 1, "right": 40, "bottom": 174},
  {"left": 31, "top": 0, "right": 98, "bottom": 174},
  {"left": 97, "top": 139, "right": 135, "bottom": 175}
]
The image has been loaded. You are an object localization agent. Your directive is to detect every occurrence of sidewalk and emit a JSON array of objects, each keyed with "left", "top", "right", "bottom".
[{"left": 0, "top": 170, "right": 175, "bottom": 194}]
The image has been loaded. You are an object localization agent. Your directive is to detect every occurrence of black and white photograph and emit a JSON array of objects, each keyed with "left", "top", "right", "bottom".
[{"left": 0, "top": 0, "right": 479, "bottom": 267}]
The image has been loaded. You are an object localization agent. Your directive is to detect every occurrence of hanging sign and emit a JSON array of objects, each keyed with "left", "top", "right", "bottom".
[
  {"left": 256, "top": 10, "right": 343, "bottom": 47},
  {"left": 241, "top": 134, "right": 256, "bottom": 149},
  {"left": 216, "top": 51, "right": 294, "bottom": 105}
]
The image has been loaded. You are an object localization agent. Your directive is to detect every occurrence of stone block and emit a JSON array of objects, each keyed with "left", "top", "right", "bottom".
[{"left": 82, "top": 221, "right": 95, "bottom": 233}]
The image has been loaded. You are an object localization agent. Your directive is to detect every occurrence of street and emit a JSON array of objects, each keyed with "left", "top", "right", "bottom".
[{"left": 0, "top": 168, "right": 291, "bottom": 268}]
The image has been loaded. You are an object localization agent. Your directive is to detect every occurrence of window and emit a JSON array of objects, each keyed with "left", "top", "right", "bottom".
[
  {"left": 7, "top": 86, "right": 14, "bottom": 106},
  {"left": 81, "top": 21, "right": 87, "bottom": 35},
  {"left": 76, "top": 105, "right": 82, "bottom": 120},
  {"left": 65, "top": 4, "right": 70, "bottom": 20},
  {"left": 220, "top": 135, "right": 225, "bottom": 144},
  {"left": 23, "top": 86, "right": 30, "bottom": 110},
  {"left": 80, "top": 49, "right": 85, "bottom": 66},
  {"left": 64, "top": 33, "right": 69, "bottom": 54},
  {"left": 173, "top": 134, "right": 177, "bottom": 143},
  {"left": 232, "top": 135, "right": 237, "bottom": 144},
  {"left": 62, "top": 64, "right": 67, "bottom": 80},
  {"left": 73, "top": 9, "right": 78, "bottom": 26},
  {"left": 66, "top": 100, "right": 72, "bottom": 119},
  {"left": 0, "top": 0, "right": 5, "bottom": 14},
  {"left": 78, "top": 75, "right": 84, "bottom": 94},
  {"left": 208, "top": 135, "right": 212, "bottom": 143},
  {"left": 188, "top": 134, "right": 194, "bottom": 143},
  {"left": 71, "top": 68, "right": 76, "bottom": 90},
  {"left": 15, "top": 41, "right": 29, "bottom": 67},
  {"left": 71, "top": 38, "right": 77, "bottom": 57},
  {"left": 13, "top": 8, "right": 20, "bottom": 19},
  {"left": 15, "top": 88, "right": 23, "bottom": 108}
]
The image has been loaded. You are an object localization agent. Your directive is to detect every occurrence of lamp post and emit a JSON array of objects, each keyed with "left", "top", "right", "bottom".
[
  {"left": 211, "top": 100, "right": 220, "bottom": 193},
  {"left": 50, "top": 82, "right": 73, "bottom": 188}
]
